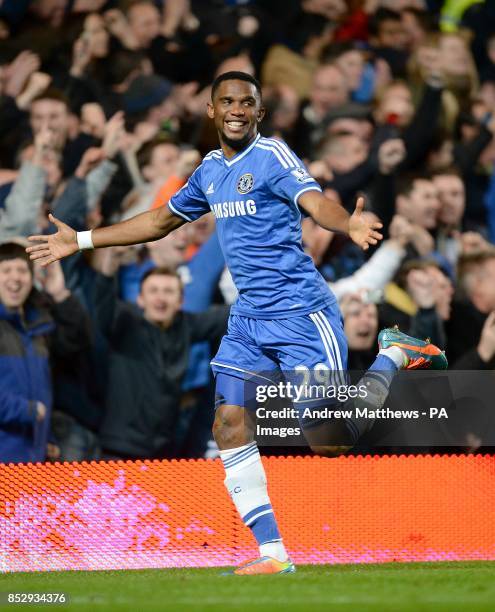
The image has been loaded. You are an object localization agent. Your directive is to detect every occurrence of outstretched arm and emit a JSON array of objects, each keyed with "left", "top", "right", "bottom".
[
  {"left": 299, "top": 192, "right": 383, "bottom": 251},
  {"left": 27, "top": 205, "right": 185, "bottom": 267}
]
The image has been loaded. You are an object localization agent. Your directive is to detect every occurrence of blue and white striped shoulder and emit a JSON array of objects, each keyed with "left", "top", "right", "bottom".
[
  {"left": 255, "top": 137, "right": 302, "bottom": 170},
  {"left": 203, "top": 149, "right": 223, "bottom": 163}
]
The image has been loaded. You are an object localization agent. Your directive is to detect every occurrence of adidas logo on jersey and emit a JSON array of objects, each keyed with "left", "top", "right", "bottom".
[
  {"left": 206, "top": 182, "right": 215, "bottom": 194},
  {"left": 211, "top": 199, "right": 257, "bottom": 219}
]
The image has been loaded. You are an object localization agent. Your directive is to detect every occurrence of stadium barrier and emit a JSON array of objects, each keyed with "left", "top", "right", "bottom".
[{"left": 1, "top": 454, "right": 494, "bottom": 572}]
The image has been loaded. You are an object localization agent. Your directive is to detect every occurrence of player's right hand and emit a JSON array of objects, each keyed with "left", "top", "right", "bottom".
[{"left": 26, "top": 214, "right": 79, "bottom": 267}]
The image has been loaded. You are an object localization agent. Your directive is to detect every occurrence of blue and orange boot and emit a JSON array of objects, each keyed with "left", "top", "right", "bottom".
[
  {"left": 225, "top": 557, "right": 296, "bottom": 576},
  {"left": 378, "top": 326, "right": 448, "bottom": 370}
]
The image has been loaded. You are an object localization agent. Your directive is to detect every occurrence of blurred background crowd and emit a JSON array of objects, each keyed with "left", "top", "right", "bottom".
[{"left": 1, "top": 0, "right": 495, "bottom": 464}]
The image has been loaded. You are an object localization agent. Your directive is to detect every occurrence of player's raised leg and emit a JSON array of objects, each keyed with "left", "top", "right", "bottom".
[
  {"left": 305, "top": 325, "right": 448, "bottom": 455},
  {"left": 274, "top": 307, "right": 448, "bottom": 457}
]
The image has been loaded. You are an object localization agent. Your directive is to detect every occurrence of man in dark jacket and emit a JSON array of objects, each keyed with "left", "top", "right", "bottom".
[
  {"left": 448, "top": 249, "right": 495, "bottom": 363},
  {"left": 0, "top": 240, "right": 89, "bottom": 463},
  {"left": 93, "top": 248, "right": 229, "bottom": 460}
]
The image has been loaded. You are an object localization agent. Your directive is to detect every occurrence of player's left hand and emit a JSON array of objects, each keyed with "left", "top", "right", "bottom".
[{"left": 349, "top": 196, "right": 383, "bottom": 251}]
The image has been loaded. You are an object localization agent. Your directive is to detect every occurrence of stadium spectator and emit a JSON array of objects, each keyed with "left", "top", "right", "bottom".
[
  {"left": 316, "top": 133, "right": 369, "bottom": 176},
  {"left": 113, "top": 0, "right": 212, "bottom": 83},
  {"left": 321, "top": 42, "right": 372, "bottom": 103},
  {"left": 438, "top": 32, "right": 479, "bottom": 109},
  {"left": 46, "top": 112, "right": 124, "bottom": 238},
  {"left": 0, "top": 54, "right": 52, "bottom": 167},
  {"left": 448, "top": 249, "right": 495, "bottom": 362},
  {"left": 294, "top": 63, "right": 350, "bottom": 158},
  {"left": 0, "top": 241, "right": 89, "bottom": 463},
  {"left": 91, "top": 249, "right": 229, "bottom": 460},
  {"left": 120, "top": 137, "right": 181, "bottom": 220},
  {"left": 29, "top": 0, "right": 68, "bottom": 29},
  {"left": 124, "top": 1, "right": 162, "bottom": 50},
  {"left": 401, "top": 7, "right": 434, "bottom": 52},
  {"left": 373, "top": 80, "right": 415, "bottom": 129},
  {"left": 114, "top": 223, "right": 224, "bottom": 458},
  {"left": 340, "top": 291, "right": 379, "bottom": 370},
  {"left": 123, "top": 74, "right": 176, "bottom": 132},
  {"left": 123, "top": 142, "right": 201, "bottom": 222},
  {"left": 395, "top": 175, "right": 440, "bottom": 230},
  {"left": 0, "top": 126, "right": 56, "bottom": 241},
  {"left": 432, "top": 168, "right": 465, "bottom": 266},
  {"left": 379, "top": 258, "right": 453, "bottom": 348},
  {"left": 29, "top": 89, "right": 97, "bottom": 177},
  {"left": 368, "top": 7, "right": 409, "bottom": 77},
  {"left": 452, "top": 310, "right": 495, "bottom": 370},
  {"left": 305, "top": 121, "right": 406, "bottom": 216},
  {"left": 261, "top": 85, "right": 300, "bottom": 146}
]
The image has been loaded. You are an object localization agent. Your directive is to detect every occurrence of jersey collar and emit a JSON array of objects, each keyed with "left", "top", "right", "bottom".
[{"left": 222, "top": 133, "right": 260, "bottom": 167}]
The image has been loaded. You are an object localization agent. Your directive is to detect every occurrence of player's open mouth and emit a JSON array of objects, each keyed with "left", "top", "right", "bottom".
[{"left": 225, "top": 120, "right": 247, "bottom": 133}]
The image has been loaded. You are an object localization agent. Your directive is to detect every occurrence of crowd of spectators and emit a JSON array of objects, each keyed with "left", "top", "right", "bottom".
[{"left": 1, "top": 0, "right": 495, "bottom": 463}]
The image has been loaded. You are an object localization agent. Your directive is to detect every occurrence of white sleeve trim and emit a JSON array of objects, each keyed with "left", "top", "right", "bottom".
[
  {"left": 294, "top": 185, "right": 322, "bottom": 206},
  {"left": 167, "top": 200, "right": 193, "bottom": 222}
]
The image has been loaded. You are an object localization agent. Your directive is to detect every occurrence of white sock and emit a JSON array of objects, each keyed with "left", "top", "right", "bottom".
[
  {"left": 379, "top": 346, "right": 408, "bottom": 369},
  {"left": 220, "top": 442, "right": 288, "bottom": 562},
  {"left": 259, "top": 540, "right": 288, "bottom": 562}
]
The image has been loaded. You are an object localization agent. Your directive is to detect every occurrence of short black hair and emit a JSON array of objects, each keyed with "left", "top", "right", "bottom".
[
  {"left": 31, "top": 87, "right": 69, "bottom": 109},
  {"left": 106, "top": 49, "right": 147, "bottom": 87},
  {"left": 402, "top": 7, "right": 435, "bottom": 34},
  {"left": 137, "top": 135, "right": 178, "bottom": 169},
  {"left": 211, "top": 71, "right": 262, "bottom": 101},
  {"left": 320, "top": 41, "right": 362, "bottom": 63},
  {"left": 0, "top": 242, "right": 33, "bottom": 274},
  {"left": 369, "top": 7, "right": 401, "bottom": 38},
  {"left": 397, "top": 173, "right": 432, "bottom": 197},
  {"left": 430, "top": 166, "right": 462, "bottom": 180},
  {"left": 140, "top": 266, "right": 183, "bottom": 292}
]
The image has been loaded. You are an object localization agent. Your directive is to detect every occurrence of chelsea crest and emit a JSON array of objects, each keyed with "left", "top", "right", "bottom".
[{"left": 237, "top": 173, "right": 254, "bottom": 194}]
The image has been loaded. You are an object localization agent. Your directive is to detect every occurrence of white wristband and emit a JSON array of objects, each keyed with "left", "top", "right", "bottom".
[{"left": 76, "top": 230, "right": 94, "bottom": 250}]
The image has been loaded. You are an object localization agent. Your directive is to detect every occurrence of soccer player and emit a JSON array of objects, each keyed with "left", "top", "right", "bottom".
[{"left": 27, "top": 71, "right": 447, "bottom": 575}]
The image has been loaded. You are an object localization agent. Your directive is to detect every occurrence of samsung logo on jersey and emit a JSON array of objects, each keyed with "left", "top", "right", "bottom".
[{"left": 211, "top": 199, "right": 257, "bottom": 219}]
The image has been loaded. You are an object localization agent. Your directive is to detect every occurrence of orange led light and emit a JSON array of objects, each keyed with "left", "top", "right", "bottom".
[{"left": 1, "top": 455, "right": 494, "bottom": 572}]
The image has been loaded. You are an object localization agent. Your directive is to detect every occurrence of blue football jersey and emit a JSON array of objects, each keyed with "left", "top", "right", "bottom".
[{"left": 168, "top": 134, "right": 336, "bottom": 319}]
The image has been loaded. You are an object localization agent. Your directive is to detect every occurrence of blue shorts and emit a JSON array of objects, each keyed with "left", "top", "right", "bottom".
[{"left": 211, "top": 304, "right": 348, "bottom": 409}]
